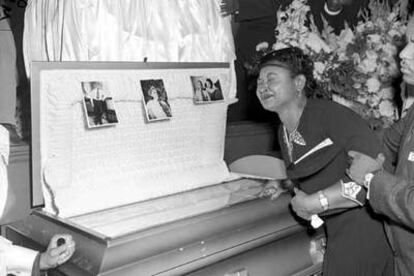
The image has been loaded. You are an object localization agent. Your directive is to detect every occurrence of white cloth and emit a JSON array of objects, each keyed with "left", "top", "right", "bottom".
[
  {"left": 0, "top": 127, "right": 37, "bottom": 275},
  {"left": 23, "top": 0, "right": 237, "bottom": 97},
  {"left": 0, "top": 126, "right": 9, "bottom": 219},
  {"left": 0, "top": 15, "right": 17, "bottom": 125},
  {"left": 1, "top": 236, "right": 38, "bottom": 276}
]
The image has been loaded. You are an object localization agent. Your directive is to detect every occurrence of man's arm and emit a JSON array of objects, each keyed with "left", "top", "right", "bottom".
[
  {"left": 381, "top": 105, "right": 414, "bottom": 173},
  {"left": 2, "top": 238, "right": 39, "bottom": 275},
  {"left": 347, "top": 150, "right": 414, "bottom": 229},
  {"left": 369, "top": 171, "right": 414, "bottom": 229}
]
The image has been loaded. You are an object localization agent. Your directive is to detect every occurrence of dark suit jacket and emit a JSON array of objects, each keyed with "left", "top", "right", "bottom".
[{"left": 370, "top": 104, "right": 414, "bottom": 276}]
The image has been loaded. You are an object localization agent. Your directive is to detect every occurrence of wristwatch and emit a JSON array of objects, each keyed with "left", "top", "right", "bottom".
[{"left": 318, "top": 190, "right": 329, "bottom": 211}]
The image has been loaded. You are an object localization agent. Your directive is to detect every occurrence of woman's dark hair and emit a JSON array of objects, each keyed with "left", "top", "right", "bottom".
[
  {"left": 205, "top": 78, "right": 213, "bottom": 88},
  {"left": 258, "top": 47, "right": 319, "bottom": 98},
  {"left": 148, "top": 86, "right": 160, "bottom": 99}
]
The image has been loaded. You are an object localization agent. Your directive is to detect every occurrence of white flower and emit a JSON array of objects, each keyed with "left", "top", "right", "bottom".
[
  {"left": 338, "top": 28, "right": 355, "bottom": 50},
  {"left": 291, "top": 0, "right": 307, "bottom": 10},
  {"left": 314, "top": 62, "right": 326, "bottom": 75},
  {"left": 379, "top": 87, "right": 394, "bottom": 100},
  {"left": 272, "top": 42, "right": 289, "bottom": 51},
  {"left": 379, "top": 100, "right": 396, "bottom": 118},
  {"left": 365, "top": 21, "right": 374, "bottom": 30},
  {"left": 256, "top": 42, "right": 269, "bottom": 52},
  {"left": 356, "top": 95, "right": 368, "bottom": 105},
  {"left": 382, "top": 43, "right": 397, "bottom": 58},
  {"left": 358, "top": 58, "right": 377, "bottom": 73},
  {"left": 366, "top": 77, "right": 381, "bottom": 93},
  {"left": 353, "top": 82, "right": 362, "bottom": 89},
  {"left": 356, "top": 23, "right": 365, "bottom": 33},
  {"left": 367, "top": 34, "right": 381, "bottom": 45},
  {"left": 368, "top": 93, "right": 381, "bottom": 107},
  {"left": 305, "top": 32, "right": 331, "bottom": 54}
]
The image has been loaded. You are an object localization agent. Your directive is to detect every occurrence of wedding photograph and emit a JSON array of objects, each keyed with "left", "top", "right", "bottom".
[
  {"left": 191, "top": 76, "right": 224, "bottom": 103},
  {"left": 140, "top": 79, "right": 172, "bottom": 121},
  {"left": 81, "top": 81, "right": 119, "bottom": 128}
]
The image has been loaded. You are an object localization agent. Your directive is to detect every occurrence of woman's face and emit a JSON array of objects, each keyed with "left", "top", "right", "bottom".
[
  {"left": 256, "top": 65, "right": 298, "bottom": 112},
  {"left": 400, "top": 17, "right": 414, "bottom": 85},
  {"left": 196, "top": 81, "right": 203, "bottom": 90},
  {"left": 149, "top": 88, "right": 159, "bottom": 100}
]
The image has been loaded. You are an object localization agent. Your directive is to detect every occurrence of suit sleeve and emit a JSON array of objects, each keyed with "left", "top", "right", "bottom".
[
  {"left": 4, "top": 243, "right": 39, "bottom": 274},
  {"left": 370, "top": 170, "right": 414, "bottom": 230},
  {"left": 382, "top": 106, "right": 414, "bottom": 173}
]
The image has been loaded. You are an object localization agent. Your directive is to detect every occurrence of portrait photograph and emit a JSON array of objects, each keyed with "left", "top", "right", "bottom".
[
  {"left": 81, "top": 81, "right": 119, "bottom": 128},
  {"left": 191, "top": 76, "right": 224, "bottom": 104},
  {"left": 140, "top": 79, "right": 172, "bottom": 122}
]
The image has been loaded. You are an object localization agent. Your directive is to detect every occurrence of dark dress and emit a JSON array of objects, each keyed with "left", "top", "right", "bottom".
[{"left": 279, "top": 99, "right": 393, "bottom": 276}]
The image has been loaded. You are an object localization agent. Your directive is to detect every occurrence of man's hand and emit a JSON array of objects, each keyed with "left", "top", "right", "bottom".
[
  {"left": 347, "top": 151, "right": 385, "bottom": 185},
  {"left": 291, "top": 188, "right": 322, "bottom": 220},
  {"left": 39, "top": 234, "right": 75, "bottom": 270},
  {"left": 260, "top": 180, "right": 286, "bottom": 200}
]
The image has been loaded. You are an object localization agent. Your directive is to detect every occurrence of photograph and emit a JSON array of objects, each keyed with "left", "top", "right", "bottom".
[
  {"left": 140, "top": 79, "right": 172, "bottom": 121},
  {"left": 81, "top": 81, "right": 119, "bottom": 128},
  {"left": 190, "top": 76, "right": 224, "bottom": 103}
]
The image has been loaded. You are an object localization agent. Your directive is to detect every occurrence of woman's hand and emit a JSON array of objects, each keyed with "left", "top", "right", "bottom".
[
  {"left": 39, "top": 234, "right": 75, "bottom": 270},
  {"left": 260, "top": 180, "right": 286, "bottom": 200},
  {"left": 291, "top": 188, "right": 322, "bottom": 220}
]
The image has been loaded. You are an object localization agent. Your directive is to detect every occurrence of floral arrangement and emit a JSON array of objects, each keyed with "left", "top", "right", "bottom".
[{"left": 256, "top": 0, "right": 408, "bottom": 129}]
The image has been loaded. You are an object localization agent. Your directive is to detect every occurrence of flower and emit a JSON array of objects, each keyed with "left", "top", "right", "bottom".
[
  {"left": 258, "top": 0, "right": 408, "bottom": 129},
  {"left": 379, "top": 100, "right": 396, "bottom": 117},
  {"left": 305, "top": 33, "right": 331, "bottom": 54},
  {"left": 366, "top": 77, "right": 381, "bottom": 93}
]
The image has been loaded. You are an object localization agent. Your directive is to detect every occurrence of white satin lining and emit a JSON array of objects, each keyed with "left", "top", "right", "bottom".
[{"left": 0, "top": 126, "right": 9, "bottom": 219}]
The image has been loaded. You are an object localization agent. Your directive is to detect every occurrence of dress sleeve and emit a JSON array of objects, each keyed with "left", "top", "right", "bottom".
[
  {"left": 370, "top": 170, "right": 414, "bottom": 229},
  {"left": 325, "top": 105, "right": 381, "bottom": 204},
  {"left": 325, "top": 105, "right": 381, "bottom": 158}
]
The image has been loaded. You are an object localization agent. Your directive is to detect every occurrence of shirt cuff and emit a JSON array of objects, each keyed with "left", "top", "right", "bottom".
[{"left": 6, "top": 244, "right": 39, "bottom": 274}]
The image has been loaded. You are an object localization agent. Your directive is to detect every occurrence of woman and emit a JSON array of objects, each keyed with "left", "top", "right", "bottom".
[
  {"left": 194, "top": 80, "right": 210, "bottom": 102},
  {"left": 205, "top": 78, "right": 223, "bottom": 101},
  {"left": 146, "top": 86, "right": 172, "bottom": 120},
  {"left": 256, "top": 47, "right": 393, "bottom": 275}
]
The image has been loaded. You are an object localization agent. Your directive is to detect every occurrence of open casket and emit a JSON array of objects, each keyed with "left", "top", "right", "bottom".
[{"left": 5, "top": 62, "right": 322, "bottom": 276}]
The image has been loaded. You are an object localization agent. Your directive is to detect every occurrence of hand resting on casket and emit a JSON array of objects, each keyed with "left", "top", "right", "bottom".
[
  {"left": 260, "top": 180, "right": 287, "bottom": 200},
  {"left": 40, "top": 234, "right": 76, "bottom": 270}
]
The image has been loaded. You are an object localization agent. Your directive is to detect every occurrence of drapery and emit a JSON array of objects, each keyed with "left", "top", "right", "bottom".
[
  {"left": 23, "top": 0, "right": 237, "bottom": 96},
  {"left": 0, "top": 17, "right": 17, "bottom": 125}
]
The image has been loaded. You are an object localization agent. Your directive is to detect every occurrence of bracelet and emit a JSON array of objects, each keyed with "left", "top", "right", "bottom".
[{"left": 318, "top": 190, "right": 329, "bottom": 211}]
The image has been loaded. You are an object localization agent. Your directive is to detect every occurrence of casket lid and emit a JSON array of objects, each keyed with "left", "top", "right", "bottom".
[{"left": 31, "top": 62, "right": 235, "bottom": 218}]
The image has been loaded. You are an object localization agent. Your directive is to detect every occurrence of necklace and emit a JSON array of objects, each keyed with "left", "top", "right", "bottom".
[{"left": 283, "top": 104, "right": 307, "bottom": 162}]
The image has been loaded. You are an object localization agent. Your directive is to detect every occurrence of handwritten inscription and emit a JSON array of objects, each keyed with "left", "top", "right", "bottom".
[{"left": 0, "top": 0, "right": 27, "bottom": 22}]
